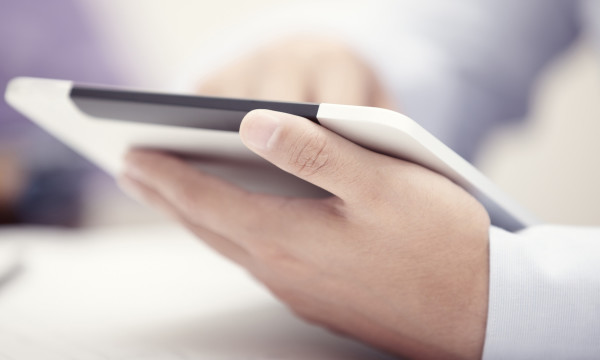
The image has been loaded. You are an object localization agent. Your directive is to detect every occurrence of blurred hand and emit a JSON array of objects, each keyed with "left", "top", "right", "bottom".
[
  {"left": 119, "top": 110, "right": 490, "bottom": 359},
  {"left": 0, "top": 152, "right": 24, "bottom": 220},
  {"left": 197, "top": 36, "right": 394, "bottom": 108}
]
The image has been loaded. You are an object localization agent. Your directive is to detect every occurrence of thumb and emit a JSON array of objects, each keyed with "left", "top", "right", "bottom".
[{"left": 239, "top": 109, "right": 376, "bottom": 200}]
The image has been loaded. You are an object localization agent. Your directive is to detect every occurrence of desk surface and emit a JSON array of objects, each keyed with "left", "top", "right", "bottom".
[{"left": 0, "top": 224, "right": 393, "bottom": 359}]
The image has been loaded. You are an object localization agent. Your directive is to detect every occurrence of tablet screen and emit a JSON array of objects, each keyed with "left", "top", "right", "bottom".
[{"left": 70, "top": 85, "right": 320, "bottom": 131}]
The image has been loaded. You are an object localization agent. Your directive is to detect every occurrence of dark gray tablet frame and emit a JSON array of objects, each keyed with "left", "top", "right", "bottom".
[{"left": 70, "top": 85, "right": 320, "bottom": 131}]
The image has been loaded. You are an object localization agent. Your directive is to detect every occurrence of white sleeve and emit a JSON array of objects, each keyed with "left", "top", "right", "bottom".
[{"left": 483, "top": 225, "right": 600, "bottom": 359}]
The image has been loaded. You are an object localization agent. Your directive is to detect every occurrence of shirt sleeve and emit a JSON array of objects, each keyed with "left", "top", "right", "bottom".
[{"left": 483, "top": 225, "right": 600, "bottom": 359}]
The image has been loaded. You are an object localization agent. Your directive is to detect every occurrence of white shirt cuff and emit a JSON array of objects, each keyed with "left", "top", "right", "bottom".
[{"left": 483, "top": 225, "right": 600, "bottom": 359}]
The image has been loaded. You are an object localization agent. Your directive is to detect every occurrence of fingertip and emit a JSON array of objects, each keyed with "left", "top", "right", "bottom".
[{"left": 240, "top": 110, "right": 283, "bottom": 152}]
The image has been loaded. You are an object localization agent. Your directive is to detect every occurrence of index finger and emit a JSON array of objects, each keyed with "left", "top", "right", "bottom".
[{"left": 122, "top": 150, "right": 267, "bottom": 241}]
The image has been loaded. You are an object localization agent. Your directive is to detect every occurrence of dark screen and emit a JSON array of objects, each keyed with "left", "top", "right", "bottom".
[{"left": 70, "top": 85, "right": 320, "bottom": 131}]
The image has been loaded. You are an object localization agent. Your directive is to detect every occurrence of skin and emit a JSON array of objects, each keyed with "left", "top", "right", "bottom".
[
  {"left": 120, "top": 37, "right": 491, "bottom": 359},
  {"left": 0, "top": 151, "right": 24, "bottom": 219},
  {"left": 197, "top": 36, "right": 394, "bottom": 108},
  {"left": 120, "top": 109, "right": 490, "bottom": 359}
]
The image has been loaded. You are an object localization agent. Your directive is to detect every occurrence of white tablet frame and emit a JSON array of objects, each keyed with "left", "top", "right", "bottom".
[{"left": 5, "top": 77, "right": 537, "bottom": 231}]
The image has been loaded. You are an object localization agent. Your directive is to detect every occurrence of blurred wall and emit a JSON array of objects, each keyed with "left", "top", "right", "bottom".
[
  {"left": 476, "top": 42, "right": 600, "bottom": 225},
  {"left": 82, "top": 0, "right": 600, "bottom": 226}
]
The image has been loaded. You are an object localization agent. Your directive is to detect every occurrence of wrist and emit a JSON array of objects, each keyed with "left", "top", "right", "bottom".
[
  {"left": 429, "top": 211, "right": 491, "bottom": 359},
  {"left": 400, "top": 201, "right": 491, "bottom": 359}
]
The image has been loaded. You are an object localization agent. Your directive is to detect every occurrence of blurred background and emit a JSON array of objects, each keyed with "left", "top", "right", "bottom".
[{"left": 2, "top": 0, "right": 600, "bottom": 226}]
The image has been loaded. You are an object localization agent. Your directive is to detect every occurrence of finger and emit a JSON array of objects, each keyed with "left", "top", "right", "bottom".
[
  {"left": 253, "top": 56, "right": 309, "bottom": 102},
  {"left": 310, "top": 54, "right": 372, "bottom": 105},
  {"left": 370, "top": 75, "right": 397, "bottom": 110},
  {"left": 196, "top": 61, "right": 253, "bottom": 98},
  {"left": 121, "top": 150, "right": 342, "bottom": 259},
  {"left": 118, "top": 174, "right": 252, "bottom": 267},
  {"left": 195, "top": 80, "right": 223, "bottom": 97},
  {"left": 239, "top": 110, "right": 380, "bottom": 201},
  {"left": 122, "top": 150, "right": 268, "bottom": 242}
]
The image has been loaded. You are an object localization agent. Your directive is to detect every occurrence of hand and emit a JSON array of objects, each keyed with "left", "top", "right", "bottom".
[
  {"left": 197, "top": 36, "right": 394, "bottom": 108},
  {"left": 119, "top": 110, "right": 490, "bottom": 359},
  {"left": 0, "top": 151, "right": 24, "bottom": 222}
]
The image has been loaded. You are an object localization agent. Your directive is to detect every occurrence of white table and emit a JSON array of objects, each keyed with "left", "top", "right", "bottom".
[{"left": 0, "top": 225, "right": 393, "bottom": 359}]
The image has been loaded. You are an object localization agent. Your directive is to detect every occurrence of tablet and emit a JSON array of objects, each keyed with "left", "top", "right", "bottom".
[{"left": 5, "top": 77, "right": 537, "bottom": 231}]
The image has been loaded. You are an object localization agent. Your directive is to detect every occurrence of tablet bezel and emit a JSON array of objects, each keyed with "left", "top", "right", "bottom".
[{"left": 6, "top": 77, "right": 537, "bottom": 231}]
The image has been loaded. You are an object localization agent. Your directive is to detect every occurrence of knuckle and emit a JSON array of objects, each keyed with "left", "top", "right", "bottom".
[
  {"left": 250, "top": 246, "right": 308, "bottom": 283},
  {"left": 252, "top": 245, "right": 295, "bottom": 273},
  {"left": 319, "top": 42, "right": 361, "bottom": 67},
  {"left": 287, "top": 131, "right": 332, "bottom": 177}
]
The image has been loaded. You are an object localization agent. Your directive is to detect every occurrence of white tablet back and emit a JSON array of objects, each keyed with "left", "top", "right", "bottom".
[{"left": 6, "top": 77, "right": 537, "bottom": 231}]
